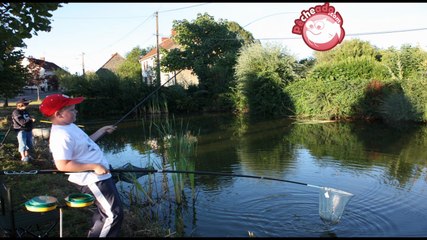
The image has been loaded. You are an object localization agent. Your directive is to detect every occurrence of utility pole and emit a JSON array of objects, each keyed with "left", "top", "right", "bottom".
[
  {"left": 82, "top": 52, "right": 85, "bottom": 76},
  {"left": 155, "top": 11, "right": 161, "bottom": 86}
]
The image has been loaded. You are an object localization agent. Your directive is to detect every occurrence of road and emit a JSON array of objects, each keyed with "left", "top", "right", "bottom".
[{"left": 2, "top": 89, "right": 60, "bottom": 105}]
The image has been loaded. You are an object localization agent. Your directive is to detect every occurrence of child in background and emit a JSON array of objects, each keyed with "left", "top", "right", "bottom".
[{"left": 12, "top": 98, "right": 35, "bottom": 162}]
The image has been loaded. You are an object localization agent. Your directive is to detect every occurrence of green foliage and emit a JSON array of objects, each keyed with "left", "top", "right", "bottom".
[
  {"left": 163, "top": 85, "right": 190, "bottom": 113},
  {"left": 0, "top": 3, "right": 63, "bottom": 104},
  {"left": 234, "top": 42, "right": 298, "bottom": 115},
  {"left": 226, "top": 21, "right": 257, "bottom": 46},
  {"left": 161, "top": 13, "right": 248, "bottom": 111},
  {"left": 380, "top": 44, "right": 427, "bottom": 81},
  {"left": 286, "top": 56, "right": 391, "bottom": 119},
  {"left": 380, "top": 75, "right": 427, "bottom": 123},
  {"left": 154, "top": 117, "right": 198, "bottom": 203},
  {"left": 295, "top": 57, "right": 316, "bottom": 79},
  {"left": 314, "top": 38, "right": 381, "bottom": 63},
  {"left": 0, "top": 3, "right": 63, "bottom": 51},
  {"left": 380, "top": 92, "right": 417, "bottom": 122},
  {"left": 401, "top": 76, "right": 427, "bottom": 122},
  {"left": 309, "top": 55, "right": 390, "bottom": 81},
  {"left": 117, "top": 46, "right": 151, "bottom": 80},
  {"left": 377, "top": 45, "right": 427, "bottom": 122},
  {"left": 0, "top": 50, "right": 29, "bottom": 104}
]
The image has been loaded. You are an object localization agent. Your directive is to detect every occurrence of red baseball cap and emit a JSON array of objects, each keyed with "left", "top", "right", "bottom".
[{"left": 39, "top": 94, "right": 84, "bottom": 117}]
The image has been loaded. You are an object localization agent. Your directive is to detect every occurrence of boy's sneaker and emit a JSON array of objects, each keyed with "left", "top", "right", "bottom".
[{"left": 22, "top": 156, "right": 29, "bottom": 162}]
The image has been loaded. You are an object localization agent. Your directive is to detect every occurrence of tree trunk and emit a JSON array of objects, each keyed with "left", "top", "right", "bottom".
[{"left": 2, "top": 98, "right": 8, "bottom": 107}]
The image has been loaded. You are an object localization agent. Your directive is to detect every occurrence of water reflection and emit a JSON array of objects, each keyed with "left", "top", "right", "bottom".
[{"left": 89, "top": 114, "right": 427, "bottom": 237}]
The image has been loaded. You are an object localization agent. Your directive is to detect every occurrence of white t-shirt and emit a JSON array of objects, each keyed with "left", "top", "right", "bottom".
[{"left": 49, "top": 123, "right": 111, "bottom": 185}]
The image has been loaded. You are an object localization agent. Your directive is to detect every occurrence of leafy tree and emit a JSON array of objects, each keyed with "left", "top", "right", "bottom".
[
  {"left": 116, "top": 46, "right": 152, "bottom": 80},
  {"left": 0, "top": 2, "right": 63, "bottom": 106},
  {"left": 380, "top": 44, "right": 427, "bottom": 81},
  {"left": 379, "top": 45, "right": 427, "bottom": 122},
  {"left": 314, "top": 39, "right": 381, "bottom": 63},
  {"left": 287, "top": 39, "right": 393, "bottom": 120},
  {"left": 161, "top": 13, "right": 254, "bottom": 111},
  {"left": 226, "top": 21, "right": 257, "bottom": 46},
  {"left": 0, "top": 50, "right": 29, "bottom": 107},
  {"left": 27, "top": 57, "right": 46, "bottom": 102},
  {"left": 234, "top": 42, "right": 298, "bottom": 115}
]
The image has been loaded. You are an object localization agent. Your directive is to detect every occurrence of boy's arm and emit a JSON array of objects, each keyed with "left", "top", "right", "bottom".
[
  {"left": 54, "top": 159, "right": 109, "bottom": 175},
  {"left": 89, "top": 125, "right": 117, "bottom": 142}
]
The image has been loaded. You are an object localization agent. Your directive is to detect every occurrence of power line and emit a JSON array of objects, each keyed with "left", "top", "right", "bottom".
[
  {"left": 346, "top": 27, "right": 427, "bottom": 36},
  {"left": 243, "top": 12, "right": 298, "bottom": 28},
  {"left": 56, "top": 15, "right": 153, "bottom": 19},
  {"left": 96, "top": 14, "right": 155, "bottom": 52},
  {"left": 257, "top": 27, "right": 427, "bottom": 41},
  {"left": 158, "top": 3, "right": 210, "bottom": 13},
  {"left": 85, "top": 4, "right": 210, "bottom": 54}
]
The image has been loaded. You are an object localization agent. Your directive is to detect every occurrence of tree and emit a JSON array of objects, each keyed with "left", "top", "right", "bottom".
[
  {"left": 234, "top": 42, "right": 298, "bottom": 115},
  {"left": 0, "top": 50, "right": 29, "bottom": 107},
  {"left": 314, "top": 39, "right": 381, "bottom": 63},
  {"left": 116, "top": 46, "right": 152, "bottom": 80},
  {"left": 27, "top": 57, "right": 46, "bottom": 102},
  {"left": 380, "top": 44, "right": 427, "bottom": 81},
  {"left": 0, "top": 2, "right": 63, "bottom": 106},
  {"left": 161, "top": 13, "right": 254, "bottom": 111}
]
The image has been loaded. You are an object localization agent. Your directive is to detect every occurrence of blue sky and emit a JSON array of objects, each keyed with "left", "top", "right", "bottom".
[{"left": 22, "top": 2, "right": 427, "bottom": 75}]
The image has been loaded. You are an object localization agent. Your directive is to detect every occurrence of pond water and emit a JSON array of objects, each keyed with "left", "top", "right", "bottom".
[{"left": 92, "top": 113, "right": 427, "bottom": 237}]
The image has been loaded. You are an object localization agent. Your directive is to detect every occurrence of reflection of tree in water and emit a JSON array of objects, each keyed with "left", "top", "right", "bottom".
[
  {"left": 234, "top": 115, "right": 296, "bottom": 178},
  {"left": 351, "top": 122, "right": 427, "bottom": 189},
  {"left": 287, "top": 121, "right": 427, "bottom": 188}
]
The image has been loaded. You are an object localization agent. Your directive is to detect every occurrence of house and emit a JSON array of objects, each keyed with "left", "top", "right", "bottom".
[
  {"left": 96, "top": 53, "right": 125, "bottom": 75},
  {"left": 139, "top": 32, "right": 199, "bottom": 89},
  {"left": 21, "top": 57, "right": 66, "bottom": 91}
]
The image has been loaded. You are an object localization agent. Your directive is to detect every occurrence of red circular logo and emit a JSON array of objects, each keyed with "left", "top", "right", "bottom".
[{"left": 302, "top": 13, "right": 344, "bottom": 51}]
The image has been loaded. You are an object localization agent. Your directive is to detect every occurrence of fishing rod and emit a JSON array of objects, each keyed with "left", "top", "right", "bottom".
[
  {"left": 0, "top": 121, "right": 12, "bottom": 148},
  {"left": 1, "top": 164, "right": 354, "bottom": 224},
  {"left": 0, "top": 166, "right": 331, "bottom": 190},
  {"left": 113, "top": 70, "right": 183, "bottom": 127},
  {"left": 95, "top": 70, "right": 183, "bottom": 141}
]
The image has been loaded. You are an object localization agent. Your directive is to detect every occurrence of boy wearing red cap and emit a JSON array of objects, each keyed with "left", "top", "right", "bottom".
[
  {"left": 12, "top": 98, "right": 35, "bottom": 162},
  {"left": 39, "top": 94, "right": 123, "bottom": 237}
]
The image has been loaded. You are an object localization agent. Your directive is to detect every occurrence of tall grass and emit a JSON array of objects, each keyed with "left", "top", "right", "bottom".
[{"left": 152, "top": 116, "right": 198, "bottom": 203}]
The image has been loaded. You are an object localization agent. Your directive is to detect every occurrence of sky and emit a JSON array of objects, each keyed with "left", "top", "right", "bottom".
[{"left": 22, "top": 2, "right": 427, "bottom": 75}]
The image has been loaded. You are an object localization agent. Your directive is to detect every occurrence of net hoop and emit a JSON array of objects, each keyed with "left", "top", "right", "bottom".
[{"left": 319, "top": 187, "right": 353, "bottom": 224}]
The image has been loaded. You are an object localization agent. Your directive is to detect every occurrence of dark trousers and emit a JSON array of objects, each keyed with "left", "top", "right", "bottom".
[{"left": 72, "top": 178, "right": 124, "bottom": 237}]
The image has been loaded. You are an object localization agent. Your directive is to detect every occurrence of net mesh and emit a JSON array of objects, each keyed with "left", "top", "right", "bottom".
[{"left": 319, "top": 187, "right": 353, "bottom": 224}]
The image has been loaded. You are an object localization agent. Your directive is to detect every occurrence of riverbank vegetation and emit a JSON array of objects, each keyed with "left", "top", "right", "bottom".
[{"left": 56, "top": 32, "right": 427, "bottom": 125}]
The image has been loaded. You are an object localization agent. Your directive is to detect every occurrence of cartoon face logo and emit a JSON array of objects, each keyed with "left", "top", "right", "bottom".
[
  {"left": 292, "top": 2, "right": 345, "bottom": 51},
  {"left": 302, "top": 13, "right": 344, "bottom": 51}
]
